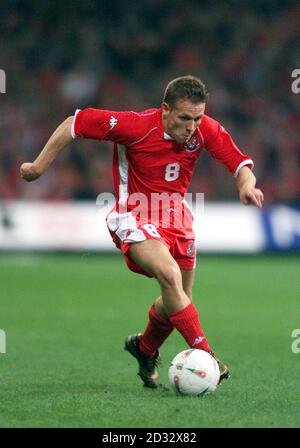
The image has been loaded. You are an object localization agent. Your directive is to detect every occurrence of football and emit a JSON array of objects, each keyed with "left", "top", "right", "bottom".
[{"left": 168, "top": 349, "right": 220, "bottom": 396}]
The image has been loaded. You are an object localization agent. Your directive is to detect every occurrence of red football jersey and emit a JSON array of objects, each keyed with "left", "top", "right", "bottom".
[{"left": 72, "top": 107, "right": 253, "bottom": 221}]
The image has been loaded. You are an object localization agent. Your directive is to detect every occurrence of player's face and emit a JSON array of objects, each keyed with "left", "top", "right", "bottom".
[{"left": 162, "top": 99, "right": 206, "bottom": 144}]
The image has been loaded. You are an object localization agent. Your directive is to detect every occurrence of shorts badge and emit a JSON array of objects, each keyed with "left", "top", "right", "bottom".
[{"left": 187, "top": 242, "right": 195, "bottom": 256}]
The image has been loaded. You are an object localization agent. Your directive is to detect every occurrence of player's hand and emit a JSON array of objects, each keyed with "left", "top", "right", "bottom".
[
  {"left": 20, "top": 162, "right": 41, "bottom": 182},
  {"left": 240, "top": 187, "right": 264, "bottom": 208}
]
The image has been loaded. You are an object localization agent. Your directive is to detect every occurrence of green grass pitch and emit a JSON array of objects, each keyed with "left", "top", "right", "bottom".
[{"left": 0, "top": 253, "right": 300, "bottom": 428}]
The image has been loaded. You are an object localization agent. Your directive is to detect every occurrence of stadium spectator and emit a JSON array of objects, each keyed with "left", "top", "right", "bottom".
[{"left": 1, "top": 0, "right": 299, "bottom": 203}]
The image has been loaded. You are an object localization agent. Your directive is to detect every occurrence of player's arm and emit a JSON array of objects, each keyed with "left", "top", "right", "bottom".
[
  {"left": 20, "top": 108, "right": 142, "bottom": 182},
  {"left": 20, "top": 116, "right": 74, "bottom": 182},
  {"left": 236, "top": 166, "right": 264, "bottom": 208},
  {"left": 202, "top": 115, "right": 264, "bottom": 208}
]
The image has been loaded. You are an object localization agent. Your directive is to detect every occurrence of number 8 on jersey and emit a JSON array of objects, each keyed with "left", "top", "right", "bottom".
[{"left": 165, "top": 163, "right": 180, "bottom": 182}]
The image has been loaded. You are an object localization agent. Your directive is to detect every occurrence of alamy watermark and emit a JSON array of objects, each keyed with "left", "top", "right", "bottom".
[
  {"left": 96, "top": 191, "right": 205, "bottom": 230},
  {"left": 291, "top": 69, "right": 300, "bottom": 94},
  {"left": 291, "top": 329, "right": 300, "bottom": 354},
  {"left": 0, "top": 69, "right": 6, "bottom": 93},
  {"left": 0, "top": 329, "right": 6, "bottom": 354}
]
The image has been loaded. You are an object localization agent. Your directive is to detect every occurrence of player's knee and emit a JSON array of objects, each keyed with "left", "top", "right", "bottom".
[{"left": 155, "top": 264, "right": 182, "bottom": 290}]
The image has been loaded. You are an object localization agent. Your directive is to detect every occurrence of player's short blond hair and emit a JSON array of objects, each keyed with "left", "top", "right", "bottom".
[{"left": 163, "top": 75, "right": 209, "bottom": 108}]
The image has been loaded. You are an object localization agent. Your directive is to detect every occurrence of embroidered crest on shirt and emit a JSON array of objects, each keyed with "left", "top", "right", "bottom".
[
  {"left": 109, "top": 116, "right": 118, "bottom": 130},
  {"left": 184, "top": 134, "right": 199, "bottom": 152}
]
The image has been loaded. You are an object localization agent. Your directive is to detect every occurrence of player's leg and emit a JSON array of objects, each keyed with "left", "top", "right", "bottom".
[
  {"left": 140, "top": 270, "right": 195, "bottom": 359},
  {"left": 125, "top": 241, "right": 212, "bottom": 387},
  {"left": 128, "top": 239, "right": 212, "bottom": 353},
  {"left": 139, "top": 254, "right": 229, "bottom": 382},
  {"left": 151, "top": 267, "right": 211, "bottom": 355},
  {"left": 138, "top": 269, "right": 194, "bottom": 358},
  {"left": 181, "top": 268, "right": 195, "bottom": 300},
  {"left": 154, "top": 268, "right": 194, "bottom": 318},
  {"left": 124, "top": 241, "right": 190, "bottom": 386},
  {"left": 128, "top": 239, "right": 190, "bottom": 313}
]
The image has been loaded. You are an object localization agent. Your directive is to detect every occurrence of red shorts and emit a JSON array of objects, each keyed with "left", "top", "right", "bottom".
[{"left": 106, "top": 210, "right": 196, "bottom": 277}]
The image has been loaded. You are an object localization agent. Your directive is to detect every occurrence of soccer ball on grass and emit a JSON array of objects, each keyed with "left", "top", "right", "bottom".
[{"left": 168, "top": 349, "right": 220, "bottom": 396}]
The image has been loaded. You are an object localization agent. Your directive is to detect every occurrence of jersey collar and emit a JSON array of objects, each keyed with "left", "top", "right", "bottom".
[{"left": 164, "top": 132, "right": 174, "bottom": 140}]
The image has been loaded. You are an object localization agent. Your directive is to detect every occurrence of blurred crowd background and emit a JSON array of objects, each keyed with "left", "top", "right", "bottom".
[{"left": 0, "top": 0, "right": 299, "bottom": 204}]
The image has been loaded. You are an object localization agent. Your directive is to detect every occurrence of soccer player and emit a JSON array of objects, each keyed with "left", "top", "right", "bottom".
[{"left": 20, "top": 76, "right": 264, "bottom": 388}]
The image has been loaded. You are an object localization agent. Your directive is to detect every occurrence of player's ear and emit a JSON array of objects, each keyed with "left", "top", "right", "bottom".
[{"left": 162, "top": 102, "right": 171, "bottom": 114}]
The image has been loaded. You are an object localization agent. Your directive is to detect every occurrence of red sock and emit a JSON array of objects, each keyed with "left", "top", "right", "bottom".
[
  {"left": 169, "top": 303, "right": 212, "bottom": 353},
  {"left": 139, "top": 304, "right": 174, "bottom": 357}
]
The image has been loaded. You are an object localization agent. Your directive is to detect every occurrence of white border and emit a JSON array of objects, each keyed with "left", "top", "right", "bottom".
[
  {"left": 71, "top": 109, "right": 81, "bottom": 139},
  {"left": 234, "top": 159, "right": 254, "bottom": 178}
]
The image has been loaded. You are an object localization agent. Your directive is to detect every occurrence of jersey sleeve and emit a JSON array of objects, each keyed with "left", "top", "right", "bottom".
[
  {"left": 71, "top": 108, "right": 142, "bottom": 144},
  {"left": 201, "top": 115, "right": 254, "bottom": 177}
]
